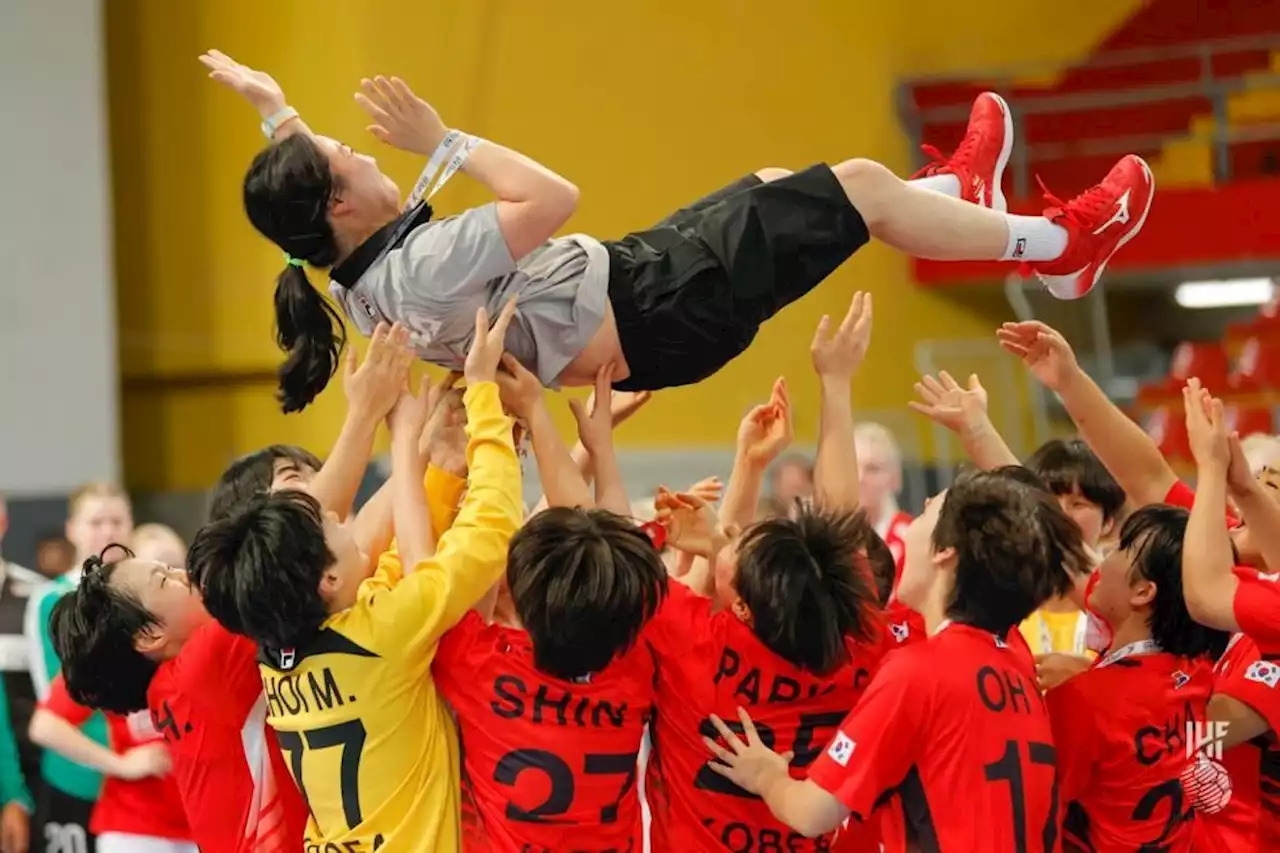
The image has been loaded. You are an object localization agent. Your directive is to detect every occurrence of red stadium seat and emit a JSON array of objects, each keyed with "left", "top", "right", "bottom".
[
  {"left": 1225, "top": 403, "right": 1275, "bottom": 436},
  {"left": 1229, "top": 336, "right": 1280, "bottom": 393},
  {"left": 1144, "top": 404, "right": 1192, "bottom": 462},
  {"left": 1136, "top": 341, "right": 1231, "bottom": 405}
]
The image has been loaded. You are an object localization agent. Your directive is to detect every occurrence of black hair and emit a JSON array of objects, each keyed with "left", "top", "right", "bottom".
[
  {"left": 187, "top": 489, "right": 334, "bottom": 651},
  {"left": 1119, "top": 505, "right": 1231, "bottom": 660},
  {"left": 49, "top": 545, "right": 158, "bottom": 713},
  {"left": 865, "top": 531, "right": 897, "bottom": 605},
  {"left": 734, "top": 507, "right": 880, "bottom": 674},
  {"left": 934, "top": 469, "right": 1081, "bottom": 634},
  {"left": 243, "top": 135, "right": 347, "bottom": 414},
  {"left": 208, "top": 444, "right": 324, "bottom": 521},
  {"left": 507, "top": 508, "right": 667, "bottom": 681},
  {"left": 1025, "top": 438, "right": 1126, "bottom": 523}
]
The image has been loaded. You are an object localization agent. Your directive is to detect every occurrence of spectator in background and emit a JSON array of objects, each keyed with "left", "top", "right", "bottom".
[
  {"left": 25, "top": 484, "right": 132, "bottom": 853},
  {"left": 126, "top": 528, "right": 185, "bottom": 570},
  {"left": 0, "top": 497, "right": 37, "bottom": 853},
  {"left": 1239, "top": 432, "right": 1280, "bottom": 478},
  {"left": 762, "top": 454, "right": 813, "bottom": 517},
  {"left": 31, "top": 541, "right": 72, "bottom": 584},
  {"left": 854, "top": 422, "right": 912, "bottom": 564}
]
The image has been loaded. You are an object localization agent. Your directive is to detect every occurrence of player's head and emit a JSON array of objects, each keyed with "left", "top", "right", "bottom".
[
  {"left": 1088, "top": 505, "right": 1230, "bottom": 660},
  {"left": 243, "top": 134, "right": 401, "bottom": 413},
  {"left": 1229, "top": 460, "right": 1280, "bottom": 570},
  {"left": 713, "top": 506, "right": 880, "bottom": 674},
  {"left": 898, "top": 468, "right": 1082, "bottom": 635},
  {"left": 507, "top": 507, "right": 667, "bottom": 681},
  {"left": 208, "top": 444, "right": 324, "bottom": 521},
  {"left": 855, "top": 422, "right": 903, "bottom": 518},
  {"left": 1024, "top": 438, "right": 1125, "bottom": 548},
  {"left": 130, "top": 523, "right": 187, "bottom": 568},
  {"left": 864, "top": 528, "right": 897, "bottom": 605},
  {"left": 187, "top": 489, "right": 368, "bottom": 651},
  {"left": 65, "top": 482, "right": 133, "bottom": 565},
  {"left": 49, "top": 544, "right": 208, "bottom": 713},
  {"left": 1240, "top": 433, "right": 1280, "bottom": 477},
  {"left": 767, "top": 454, "right": 814, "bottom": 511},
  {"left": 35, "top": 533, "right": 75, "bottom": 579}
]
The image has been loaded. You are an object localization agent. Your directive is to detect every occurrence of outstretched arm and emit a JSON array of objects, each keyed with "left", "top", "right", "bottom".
[
  {"left": 199, "top": 50, "right": 312, "bottom": 141},
  {"left": 571, "top": 366, "right": 630, "bottom": 516},
  {"left": 1182, "top": 381, "right": 1240, "bottom": 630},
  {"left": 810, "top": 292, "right": 874, "bottom": 511},
  {"left": 999, "top": 321, "right": 1173, "bottom": 505},
  {"left": 498, "top": 355, "right": 593, "bottom": 510},
  {"left": 909, "top": 371, "right": 1018, "bottom": 470}
]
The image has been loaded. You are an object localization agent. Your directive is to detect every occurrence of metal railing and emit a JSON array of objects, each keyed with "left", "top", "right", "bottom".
[{"left": 898, "top": 33, "right": 1280, "bottom": 195}]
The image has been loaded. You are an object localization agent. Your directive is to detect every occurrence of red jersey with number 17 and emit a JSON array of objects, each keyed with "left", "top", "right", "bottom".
[
  {"left": 433, "top": 610, "right": 654, "bottom": 852},
  {"left": 808, "top": 622, "right": 1056, "bottom": 853},
  {"left": 643, "top": 582, "right": 885, "bottom": 853}
]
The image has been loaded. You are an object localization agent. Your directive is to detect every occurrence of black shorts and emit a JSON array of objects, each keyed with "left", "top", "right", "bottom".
[
  {"left": 34, "top": 785, "right": 95, "bottom": 853},
  {"left": 604, "top": 164, "right": 869, "bottom": 391}
]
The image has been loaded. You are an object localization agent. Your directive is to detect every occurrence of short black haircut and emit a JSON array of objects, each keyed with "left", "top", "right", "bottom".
[
  {"left": 188, "top": 489, "right": 333, "bottom": 652},
  {"left": 734, "top": 507, "right": 880, "bottom": 674},
  {"left": 1119, "top": 505, "right": 1231, "bottom": 661},
  {"left": 990, "top": 465, "right": 1093, "bottom": 582},
  {"left": 49, "top": 545, "right": 158, "bottom": 713},
  {"left": 1025, "top": 438, "right": 1126, "bottom": 523},
  {"left": 864, "top": 530, "right": 897, "bottom": 605},
  {"left": 208, "top": 444, "right": 324, "bottom": 522},
  {"left": 935, "top": 469, "right": 1082, "bottom": 634},
  {"left": 508, "top": 508, "right": 667, "bottom": 681}
]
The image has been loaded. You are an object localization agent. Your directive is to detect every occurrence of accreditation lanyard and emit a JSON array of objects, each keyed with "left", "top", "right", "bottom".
[
  {"left": 1096, "top": 639, "right": 1161, "bottom": 669},
  {"left": 404, "top": 130, "right": 483, "bottom": 211}
]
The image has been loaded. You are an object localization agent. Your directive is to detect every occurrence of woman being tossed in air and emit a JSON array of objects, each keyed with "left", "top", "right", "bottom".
[{"left": 201, "top": 49, "right": 1152, "bottom": 412}]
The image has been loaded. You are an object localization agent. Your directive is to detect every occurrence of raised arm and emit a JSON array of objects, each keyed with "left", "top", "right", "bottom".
[
  {"left": 570, "top": 365, "right": 630, "bottom": 516},
  {"left": 809, "top": 292, "right": 873, "bottom": 512},
  {"left": 199, "top": 50, "right": 312, "bottom": 141},
  {"left": 355, "top": 77, "right": 578, "bottom": 261},
  {"left": 497, "top": 354, "right": 593, "bottom": 510},
  {"left": 1182, "top": 381, "right": 1240, "bottom": 630},
  {"left": 721, "top": 378, "right": 793, "bottom": 531},
  {"left": 909, "top": 371, "right": 1019, "bottom": 470},
  {"left": 999, "top": 321, "right": 1176, "bottom": 506}
]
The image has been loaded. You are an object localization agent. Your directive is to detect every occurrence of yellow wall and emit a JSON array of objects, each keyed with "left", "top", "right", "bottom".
[{"left": 107, "top": 0, "right": 1138, "bottom": 491}]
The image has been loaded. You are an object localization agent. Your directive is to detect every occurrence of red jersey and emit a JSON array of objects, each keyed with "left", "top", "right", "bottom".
[
  {"left": 1196, "top": 634, "right": 1280, "bottom": 852},
  {"left": 878, "top": 511, "right": 926, "bottom": 650},
  {"left": 1234, "top": 567, "right": 1280, "bottom": 651},
  {"left": 1164, "top": 480, "right": 1240, "bottom": 527},
  {"left": 644, "top": 582, "right": 884, "bottom": 853},
  {"left": 1047, "top": 645, "right": 1213, "bottom": 852},
  {"left": 433, "top": 610, "right": 653, "bottom": 852},
  {"left": 43, "top": 675, "right": 190, "bottom": 841},
  {"left": 808, "top": 622, "right": 1055, "bottom": 853},
  {"left": 146, "top": 619, "right": 308, "bottom": 853}
]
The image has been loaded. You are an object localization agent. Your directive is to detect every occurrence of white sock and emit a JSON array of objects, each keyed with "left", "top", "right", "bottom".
[
  {"left": 1001, "top": 216, "right": 1069, "bottom": 262},
  {"left": 908, "top": 174, "right": 962, "bottom": 199}
]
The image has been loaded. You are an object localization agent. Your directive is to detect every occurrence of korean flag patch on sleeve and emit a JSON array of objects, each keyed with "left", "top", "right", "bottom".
[
  {"left": 1245, "top": 660, "right": 1280, "bottom": 688},
  {"left": 826, "top": 731, "right": 856, "bottom": 767}
]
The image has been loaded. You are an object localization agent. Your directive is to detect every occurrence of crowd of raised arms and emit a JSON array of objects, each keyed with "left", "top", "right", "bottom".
[{"left": 10, "top": 44, "right": 1278, "bottom": 853}]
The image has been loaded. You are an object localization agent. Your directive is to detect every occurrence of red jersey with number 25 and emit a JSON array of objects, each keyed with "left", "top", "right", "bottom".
[
  {"left": 433, "top": 610, "right": 653, "bottom": 853},
  {"left": 644, "top": 582, "right": 885, "bottom": 853},
  {"left": 1047, "top": 648, "right": 1213, "bottom": 853},
  {"left": 808, "top": 622, "right": 1056, "bottom": 853}
]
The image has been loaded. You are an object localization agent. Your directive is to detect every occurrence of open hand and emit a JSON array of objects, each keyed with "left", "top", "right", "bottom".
[
  {"left": 703, "top": 707, "right": 794, "bottom": 797},
  {"left": 496, "top": 354, "right": 545, "bottom": 420},
  {"left": 355, "top": 76, "right": 449, "bottom": 156},
  {"left": 198, "top": 50, "right": 286, "bottom": 117},
  {"left": 811, "top": 291, "right": 873, "bottom": 382},
  {"left": 684, "top": 476, "right": 724, "bottom": 506},
  {"left": 655, "top": 487, "right": 723, "bottom": 559},
  {"left": 737, "top": 378, "right": 793, "bottom": 466},
  {"left": 909, "top": 371, "right": 989, "bottom": 434},
  {"left": 345, "top": 323, "right": 415, "bottom": 424},
  {"left": 589, "top": 387, "right": 652, "bottom": 428},
  {"left": 569, "top": 365, "right": 617, "bottom": 456},
  {"left": 997, "top": 321, "right": 1079, "bottom": 392},
  {"left": 388, "top": 376, "right": 434, "bottom": 466},
  {"left": 465, "top": 299, "right": 519, "bottom": 384},
  {"left": 1183, "top": 378, "right": 1229, "bottom": 473}
]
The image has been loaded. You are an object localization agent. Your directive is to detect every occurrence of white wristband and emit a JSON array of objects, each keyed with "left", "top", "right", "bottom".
[{"left": 261, "top": 106, "right": 299, "bottom": 140}]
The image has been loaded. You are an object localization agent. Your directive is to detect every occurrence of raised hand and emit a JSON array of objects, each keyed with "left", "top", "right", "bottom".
[
  {"left": 595, "top": 387, "right": 652, "bottom": 428},
  {"left": 811, "top": 291, "right": 873, "bottom": 382},
  {"left": 737, "top": 377, "right": 793, "bottom": 467},
  {"left": 684, "top": 476, "right": 724, "bottom": 506},
  {"left": 465, "top": 299, "right": 519, "bottom": 384},
  {"left": 1183, "top": 378, "right": 1229, "bottom": 473},
  {"left": 909, "top": 371, "right": 989, "bottom": 433},
  {"left": 423, "top": 389, "right": 468, "bottom": 477},
  {"left": 344, "top": 323, "right": 415, "bottom": 423},
  {"left": 198, "top": 50, "right": 287, "bottom": 117},
  {"left": 355, "top": 76, "right": 449, "bottom": 156},
  {"left": 997, "top": 321, "right": 1080, "bottom": 392},
  {"left": 654, "top": 487, "right": 723, "bottom": 559},
  {"left": 388, "top": 376, "right": 435, "bottom": 468},
  {"left": 569, "top": 365, "right": 618, "bottom": 456},
  {"left": 496, "top": 354, "right": 545, "bottom": 421}
]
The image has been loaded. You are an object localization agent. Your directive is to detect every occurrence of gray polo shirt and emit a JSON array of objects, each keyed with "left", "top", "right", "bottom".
[{"left": 328, "top": 203, "right": 610, "bottom": 387}]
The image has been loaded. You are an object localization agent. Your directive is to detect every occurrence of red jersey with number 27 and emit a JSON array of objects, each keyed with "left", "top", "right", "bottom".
[
  {"left": 808, "top": 622, "right": 1056, "bottom": 853},
  {"left": 433, "top": 610, "right": 653, "bottom": 852},
  {"left": 644, "top": 582, "right": 885, "bottom": 853}
]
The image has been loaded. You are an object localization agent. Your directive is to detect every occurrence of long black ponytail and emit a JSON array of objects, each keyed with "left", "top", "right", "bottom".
[{"left": 243, "top": 135, "right": 347, "bottom": 413}]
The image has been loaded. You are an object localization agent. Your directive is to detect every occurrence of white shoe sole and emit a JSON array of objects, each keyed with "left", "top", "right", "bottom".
[{"left": 988, "top": 92, "right": 1014, "bottom": 214}]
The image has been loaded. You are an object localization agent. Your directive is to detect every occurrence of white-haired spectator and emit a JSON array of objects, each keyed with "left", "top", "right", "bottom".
[
  {"left": 1239, "top": 432, "right": 1280, "bottom": 477},
  {"left": 855, "top": 422, "right": 913, "bottom": 566},
  {"left": 763, "top": 454, "right": 814, "bottom": 517}
]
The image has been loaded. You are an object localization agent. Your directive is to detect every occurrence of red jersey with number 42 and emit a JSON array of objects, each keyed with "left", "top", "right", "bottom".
[
  {"left": 1047, "top": 649, "right": 1213, "bottom": 852},
  {"left": 643, "top": 582, "right": 885, "bottom": 853},
  {"left": 807, "top": 622, "right": 1056, "bottom": 853},
  {"left": 433, "top": 610, "right": 653, "bottom": 852},
  {"left": 146, "top": 619, "right": 309, "bottom": 853}
]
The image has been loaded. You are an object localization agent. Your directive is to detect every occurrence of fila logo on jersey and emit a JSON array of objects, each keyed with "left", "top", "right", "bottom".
[
  {"left": 1172, "top": 670, "right": 1190, "bottom": 690},
  {"left": 889, "top": 622, "right": 911, "bottom": 644},
  {"left": 1245, "top": 660, "right": 1280, "bottom": 688},
  {"left": 994, "top": 635, "right": 1008, "bottom": 649},
  {"left": 279, "top": 648, "right": 297, "bottom": 671},
  {"left": 355, "top": 294, "right": 378, "bottom": 321},
  {"left": 826, "top": 732, "right": 856, "bottom": 767},
  {"left": 1092, "top": 190, "right": 1131, "bottom": 235},
  {"left": 1257, "top": 572, "right": 1280, "bottom": 583}
]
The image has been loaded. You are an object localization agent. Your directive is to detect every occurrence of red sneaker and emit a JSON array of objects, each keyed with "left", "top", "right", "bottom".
[
  {"left": 914, "top": 91, "right": 1013, "bottom": 211},
  {"left": 1029, "top": 154, "right": 1155, "bottom": 300}
]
